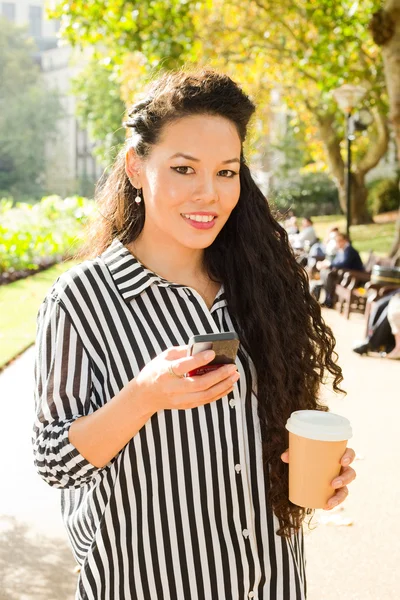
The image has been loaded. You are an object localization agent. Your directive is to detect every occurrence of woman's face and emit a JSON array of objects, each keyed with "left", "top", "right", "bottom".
[{"left": 126, "top": 114, "right": 242, "bottom": 251}]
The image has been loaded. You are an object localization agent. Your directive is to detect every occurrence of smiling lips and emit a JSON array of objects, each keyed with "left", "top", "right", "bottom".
[{"left": 181, "top": 212, "right": 217, "bottom": 230}]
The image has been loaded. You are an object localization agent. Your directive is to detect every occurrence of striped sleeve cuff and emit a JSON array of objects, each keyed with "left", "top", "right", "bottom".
[{"left": 33, "top": 416, "right": 101, "bottom": 489}]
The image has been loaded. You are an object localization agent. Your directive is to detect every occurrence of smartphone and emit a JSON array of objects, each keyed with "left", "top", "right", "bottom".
[{"left": 186, "top": 331, "right": 239, "bottom": 377}]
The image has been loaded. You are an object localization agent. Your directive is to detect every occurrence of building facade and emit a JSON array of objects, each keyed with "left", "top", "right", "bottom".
[{"left": 1, "top": 0, "right": 102, "bottom": 197}]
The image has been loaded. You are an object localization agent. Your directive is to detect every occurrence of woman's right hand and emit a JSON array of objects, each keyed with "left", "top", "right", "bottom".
[{"left": 132, "top": 346, "right": 240, "bottom": 413}]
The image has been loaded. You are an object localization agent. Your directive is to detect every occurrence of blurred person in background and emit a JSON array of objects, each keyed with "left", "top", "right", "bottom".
[
  {"left": 314, "top": 232, "right": 363, "bottom": 308},
  {"left": 291, "top": 217, "right": 318, "bottom": 251},
  {"left": 353, "top": 290, "right": 400, "bottom": 359}
]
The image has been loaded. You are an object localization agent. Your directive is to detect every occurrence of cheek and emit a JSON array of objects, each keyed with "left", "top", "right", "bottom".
[
  {"left": 223, "top": 180, "right": 240, "bottom": 210},
  {"left": 147, "top": 171, "right": 186, "bottom": 205}
]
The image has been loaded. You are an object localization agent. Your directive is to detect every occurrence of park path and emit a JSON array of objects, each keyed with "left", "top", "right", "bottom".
[{"left": 0, "top": 309, "right": 399, "bottom": 599}]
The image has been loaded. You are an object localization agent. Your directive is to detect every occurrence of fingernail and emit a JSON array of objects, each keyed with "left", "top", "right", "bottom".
[
  {"left": 204, "top": 351, "right": 215, "bottom": 360},
  {"left": 342, "top": 457, "right": 350, "bottom": 465},
  {"left": 328, "top": 500, "right": 338, "bottom": 509},
  {"left": 333, "top": 479, "right": 343, "bottom": 488},
  {"left": 230, "top": 373, "right": 240, "bottom": 383}
]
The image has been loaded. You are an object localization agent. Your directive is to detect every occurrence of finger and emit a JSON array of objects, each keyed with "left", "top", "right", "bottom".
[
  {"left": 341, "top": 447, "right": 356, "bottom": 467},
  {"left": 190, "top": 376, "right": 238, "bottom": 407},
  {"left": 325, "top": 486, "right": 349, "bottom": 510},
  {"left": 331, "top": 466, "right": 356, "bottom": 489},
  {"left": 186, "top": 363, "right": 239, "bottom": 391},
  {"left": 178, "top": 370, "right": 240, "bottom": 408},
  {"left": 164, "top": 346, "right": 191, "bottom": 360},
  {"left": 172, "top": 349, "right": 219, "bottom": 375},
  {"left": 280, "top": 450, "right": 289, "bottom": 463}
]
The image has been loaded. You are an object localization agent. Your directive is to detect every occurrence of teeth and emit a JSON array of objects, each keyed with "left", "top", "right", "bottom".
[{"left": 182, "top": 214, "right": 215, "bottom": 222}]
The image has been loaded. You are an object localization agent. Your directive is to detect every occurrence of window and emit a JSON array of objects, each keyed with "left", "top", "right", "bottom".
[
  {"left": 1, "top": 3, "right": 16, "bottom": 21},
  {"left": 28, "top": 5, "right": 42, "bottom": 38}
]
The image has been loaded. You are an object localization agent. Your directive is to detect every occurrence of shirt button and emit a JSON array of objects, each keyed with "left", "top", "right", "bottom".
[
  {"left": 229, "top": 398, "right": 237, "bottom": 408},
  {"left": 235, "top": 464, "right": 242, "bottom": 473},
  {"left": 242, "top": 529, "right": 249, "bottom": 538}
]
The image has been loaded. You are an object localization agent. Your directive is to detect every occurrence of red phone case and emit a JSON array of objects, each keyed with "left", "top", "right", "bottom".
[{"left": 186, "top": 364, "right": 223, "bottom": 377}]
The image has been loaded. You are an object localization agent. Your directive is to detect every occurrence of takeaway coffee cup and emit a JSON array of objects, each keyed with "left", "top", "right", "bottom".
[{"left": 285, "top": 410, "right": 352, "bottom": 509}]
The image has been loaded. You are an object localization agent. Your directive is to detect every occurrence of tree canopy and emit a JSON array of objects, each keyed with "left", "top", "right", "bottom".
[{"left": 50, "top": 0, "right": 393, "bottom": 221}]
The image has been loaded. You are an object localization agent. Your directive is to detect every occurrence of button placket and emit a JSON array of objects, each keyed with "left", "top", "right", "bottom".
[{"left": 232, "top": 379, "right": 263, "bottom": 596}]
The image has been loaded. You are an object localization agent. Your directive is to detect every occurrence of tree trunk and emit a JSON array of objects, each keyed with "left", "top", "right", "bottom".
[
  {"left": 317, "top": 112, "right": 386, "bottom": 223},
  {"left": 370, "top": 0, "right": 400, "bottom": 258},
  {"left": 337, "top": 173, "right": 373, "bottom": 224}
]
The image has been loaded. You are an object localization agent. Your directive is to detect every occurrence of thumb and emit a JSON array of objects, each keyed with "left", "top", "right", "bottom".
[{"left": 281, "top": 449, "right": 289, "bottom": 463}]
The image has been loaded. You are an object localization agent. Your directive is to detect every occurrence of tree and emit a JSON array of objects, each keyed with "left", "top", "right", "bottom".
[
  {"left": 49, "top": 1, "right": 390, "bottom": 222},
  {"left": 0, "top": 19, "right": 61, "bottom": 199},
  {"left": 370, "top": 2, "right": 400, "bottom": 261},
  {"left": 48, "top": 0, "right": 195, "bottom": 68},
  {"left": 71, "top": 57, "right": 127, "bottom": 165},
  {"left": 47, "top": 0, "right": 196, "bottom": 168},
  {"left": 187, "top": 0, "right": 389, "bottom": 223}
]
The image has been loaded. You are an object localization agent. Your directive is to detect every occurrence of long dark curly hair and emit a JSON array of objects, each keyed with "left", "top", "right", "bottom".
[{"left": 81, "top": 68, "right": 343, "bottom": 537}]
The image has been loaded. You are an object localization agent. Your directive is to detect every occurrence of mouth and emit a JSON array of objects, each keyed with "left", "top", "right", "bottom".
[{"left": 180, "top": 212, "right": 217, "bottom": 230}]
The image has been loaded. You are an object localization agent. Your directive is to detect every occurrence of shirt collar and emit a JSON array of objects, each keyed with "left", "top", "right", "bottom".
[{"left": 102, "top": 239, "right": 227, "bottom": 310}]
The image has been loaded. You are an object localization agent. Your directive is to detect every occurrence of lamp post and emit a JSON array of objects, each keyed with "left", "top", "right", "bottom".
[{"left": 333, "top": 84, "right": 367, "bottom": 238}]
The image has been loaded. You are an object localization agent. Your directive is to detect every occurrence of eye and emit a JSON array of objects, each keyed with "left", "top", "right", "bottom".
[
  {"left": 171, "top": 166, "right": 195, "bottom": 175},
  {"left": 218, "top": 170, "right": 238, "bottom": 178}
]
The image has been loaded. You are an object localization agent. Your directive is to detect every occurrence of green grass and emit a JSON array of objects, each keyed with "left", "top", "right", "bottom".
[
  {"left": 312, "top": 215, "right": 396, "bottom": 258},
  {"left": 0, "top": 261, "right": 78, "bottom": 369}
]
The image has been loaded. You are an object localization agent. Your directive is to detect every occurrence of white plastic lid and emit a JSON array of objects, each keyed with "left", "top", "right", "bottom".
[{"left": 286, "top": 410, "right": 352, "bottom": 442}]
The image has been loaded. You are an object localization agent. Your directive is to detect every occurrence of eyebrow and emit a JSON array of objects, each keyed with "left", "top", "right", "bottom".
[{"left": 169, "top": 153, "right": 241, "bottom": 165}]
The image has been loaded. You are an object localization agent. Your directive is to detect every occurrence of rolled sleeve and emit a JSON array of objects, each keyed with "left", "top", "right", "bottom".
[{"left": 33, "top": 296, "right": 101, "bottom": 488}]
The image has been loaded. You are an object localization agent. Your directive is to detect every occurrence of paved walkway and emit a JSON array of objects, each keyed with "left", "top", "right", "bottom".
[{"left": 0, "top": 309, "right": 398, "bottom": 599}]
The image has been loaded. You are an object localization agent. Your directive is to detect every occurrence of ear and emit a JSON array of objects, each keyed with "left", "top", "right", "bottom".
[{"left": 125, "top": 147, "right": 142, "bottom": 188}]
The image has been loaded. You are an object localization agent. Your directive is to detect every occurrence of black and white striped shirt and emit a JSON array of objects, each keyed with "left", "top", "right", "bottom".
[{"left": 33, "top": 239, "right": 306, "bottom": 600}]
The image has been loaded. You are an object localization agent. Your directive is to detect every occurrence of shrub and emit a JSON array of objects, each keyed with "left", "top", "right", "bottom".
[
  {"left": 269, "top": 172, "right": 341, "bottom": 217},
  {"left": 367, "top": 178, "right": 400, "bottom": 216},
  {"left": 0, "top": 195, "right": 94, "bottom": 276}
]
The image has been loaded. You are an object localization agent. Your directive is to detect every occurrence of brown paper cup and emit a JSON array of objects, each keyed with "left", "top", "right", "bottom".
[{"left": 286, "top": 410, "right": 352, "bottom": 509}]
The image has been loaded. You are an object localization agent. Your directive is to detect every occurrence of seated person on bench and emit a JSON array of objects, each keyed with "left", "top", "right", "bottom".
[
  {"left": 313, "top": 232, "right": 364, "bottom": 308},
  {"left": 353, "top": 290, "right": 400, "bottom": 359}
]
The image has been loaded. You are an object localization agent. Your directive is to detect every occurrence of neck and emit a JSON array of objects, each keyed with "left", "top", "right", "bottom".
[{"left": 128, "top": 234, "right": 206, "bottom": 286}]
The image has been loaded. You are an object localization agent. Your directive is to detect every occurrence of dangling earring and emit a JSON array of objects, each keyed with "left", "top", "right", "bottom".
[{"left": 135, "top": 188, "right": 142, "bottom": 204}]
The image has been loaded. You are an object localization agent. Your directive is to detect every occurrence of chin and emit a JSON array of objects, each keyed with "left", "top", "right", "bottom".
[{"left": 184, "top": 231, "right": 221, "bottom": 249}]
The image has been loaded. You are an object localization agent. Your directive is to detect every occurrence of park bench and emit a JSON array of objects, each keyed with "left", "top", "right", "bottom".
[{"left": 334, "top": 254, "right": 399, "bottom": 319}]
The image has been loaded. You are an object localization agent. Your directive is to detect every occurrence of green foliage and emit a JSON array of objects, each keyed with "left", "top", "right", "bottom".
[
  {"left": 270, "top": 172, "right": 341, "bottom": 217},
  {"left": 48, "top": 0, "right": 195, "bottom": 68},
  {"left": 71, "top": 58, "right": 127, "bottom": 164},
  {"left": 0, "top": 19, "right": 62, "bottom": 199},
  {"left": 269, "top": 121, "right": 315, "bottom": 177},
  {"left": 367, "top": 178, "right": 400, "bottom": 216},
  {"left": 0, "top": 195, "right": 94, "bottom": 275},
  {"left": 46, "top": 0, "right": 197, "bottom": 162},
  {"left": 48, "top": 0, "right": 389, "bottom": 220}
]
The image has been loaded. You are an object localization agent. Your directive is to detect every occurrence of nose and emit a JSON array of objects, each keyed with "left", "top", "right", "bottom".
[{"left": 193, "top": 176, "right": 218, "bottom": 203}]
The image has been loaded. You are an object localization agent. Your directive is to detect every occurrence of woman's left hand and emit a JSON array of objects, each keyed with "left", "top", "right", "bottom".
[{"left": 281, "top": 447, "right": 356, "bottom": 510}]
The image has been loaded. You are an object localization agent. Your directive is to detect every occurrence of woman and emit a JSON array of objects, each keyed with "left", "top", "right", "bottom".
[{"left": 33, "top": 69, "right": 355, "bottom": 599}]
